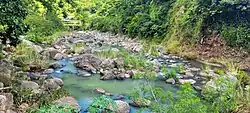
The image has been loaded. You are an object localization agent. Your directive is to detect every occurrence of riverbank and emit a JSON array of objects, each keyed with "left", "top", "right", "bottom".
[{"left": 0, "top": 31, "right": 249, "bottom": 113}]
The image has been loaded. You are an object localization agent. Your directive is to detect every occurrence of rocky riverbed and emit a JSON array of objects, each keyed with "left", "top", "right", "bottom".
[{"left": 0, "top": 31, "right": 238, "bottom": 113}]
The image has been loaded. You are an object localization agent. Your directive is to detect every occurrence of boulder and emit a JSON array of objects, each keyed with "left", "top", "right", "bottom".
[
  {"left": 100, "top": 70, "right": 116, "bottom": 80},
  {"left": 114, "top": 100, "right": 130, "bottom": 113},
  {"left": 113, "top": 59, "right": 124, "bottom": 69},
  {"left": 54, "top": 97, "right": 81, "bottom": 111},
  {"left": 166, "top": 78, "right": 175, "bottom": 84},
  {"left": 74, "top": 54, "right": 101, "bottom": 73},
  {"left": 43, "top": 78, "right": 63, "bottom": 91},
  {"left": 41, "top": 48, "right": 60, "bottom": 58},
  {"left": 21, "top": 81, "right": 39, "bottom": 90},
  {"left": 100, "top": 59, "right": 115, "bottom": 69},
  {"left": 0, "top": 93, "right": 13, "bottom": 111}
]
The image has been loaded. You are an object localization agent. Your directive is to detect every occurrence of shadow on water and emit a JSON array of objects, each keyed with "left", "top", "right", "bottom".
[{"left": 50, "top": 59, "right": 179, "bottom": 113}]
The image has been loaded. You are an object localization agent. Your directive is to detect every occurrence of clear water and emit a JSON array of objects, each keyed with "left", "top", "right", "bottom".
[{"left": 51, "top": 59, "right": 179, "bottom": 113}]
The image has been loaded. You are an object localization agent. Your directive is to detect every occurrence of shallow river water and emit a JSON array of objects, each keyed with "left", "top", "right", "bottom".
[{"left": 50, "top": 59, "right": 179, "bottom": 113}]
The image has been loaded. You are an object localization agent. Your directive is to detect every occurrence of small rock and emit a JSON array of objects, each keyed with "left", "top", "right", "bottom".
[
  {"left": 189, "top": 67, "right": 201, "bottom": 72},
  {"left": 193, "top": 86, "right": 202, "bottom": 91},
  {"left": 199, "top": 71, "right": 207, "bottom": 77},
  {"left": 112, "top": 95, "right": 124, "bottom": 100},
  {"left": 111, "top": 48, "right": 120, "bottom": 52},
  {"left": 184, "top": 71, "right": 195, "bottom": 78},
  {"left": 130, "top": 98, "right": 151, "bottom": 107},
  {"left": 169, "top": 64, "right": 177, "bottom": 68},
  {"left": 54, "top": 97, "right": 81, "bottom": 111},
  {"left": 179, "top": 79, "right": 196, "bottom": 85},
  {"left": 206, "top": 80, "right": 216, "bottom": 88},
  {"left": 100, "top": 70, "right": 116, "bottom": 80},
  {"left": 28, "top": 73, "right": 47, "bottom": 80},
  {"left": 169, "top": 60, "right": 177, "bottom": 63},
  {"left": 77, "top": 70, "right": 91, "bottom": 77},
  {"left": 43, "top": 78, "right": 63, "bottom": 90},
  {"left": 104, "top": 92, "right": 112, "bottom": 96},
  {"left": 43, "top": 69, "right": 54, "bottom": 74},
  {"left": 166, "top": 78, "right": 175, "bottom": 84},
  {"left": 94, "top": 88, "right": 106, "bottom": 94},
  {"left": 53, "top": 53, "right": 63, "bottom": 60},
  {"left": 18, "top": 103, "right": 29, "bottom": 112},
  {"left": 49, "top": 62, "right": 64, "bottom": 69},
  {"left": 0, "top": 83, "right": 3, "bottom": 88},
  {"left": 6, "top": 110, "right": 17, "bottom": 113},
  {"left": 21, "top": 81, "right": 39, "bottom": 90},
  {"left": 124, "top": 74, "right": 131, "bottom": 78}
]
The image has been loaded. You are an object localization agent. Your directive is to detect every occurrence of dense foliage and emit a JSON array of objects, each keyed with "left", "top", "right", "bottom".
[
  {"left": 0, "top": 0, "right": 27, "bottom": 46},
  {"left": 79, "top": 0, "right": 250, "bottom": 50}
]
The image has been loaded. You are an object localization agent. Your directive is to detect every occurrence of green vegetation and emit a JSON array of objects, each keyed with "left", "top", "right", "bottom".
[
  {"left": 12, "top": 42, "right": 49, "bottom": 71},
  {"left": 0, "top": 0, "right": 27, "bottom": 46},
  {"left": 0, "top": 0, "right": 250, "bottom": 113},
  {"left": 27, "top": 105, "right": 78, "bottom": 113},
  {"left": 96, "top": 49, "right": 155, "bottom": 71},
  {"left": 88, "top": 95, "right": 117, "bottom": 113}
]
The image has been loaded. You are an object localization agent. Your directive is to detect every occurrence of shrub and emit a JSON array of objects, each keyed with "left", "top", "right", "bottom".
[
  {"left": 24, "top": 13, "right": 64, "bottom": 44},
  {"left": 88, "top": 95, "right": 117, "bottom": 113},
  {"left": 12, "top": 42, "right": 49, "bottom": 71},
  {"left": 0, "top": 0, "right": 27, "bottom": 46},
  {"left": 164, "top": 83, "right": 208, "bottom": 113},
  {"left": 27, "top": 105, "right": 78, "bottom": 113},
  {"left": 221, "top": 25, "right": 250, "bottom": 50},
  {"left": 202, "top": 75, "right": 237, "bottom": 113}
]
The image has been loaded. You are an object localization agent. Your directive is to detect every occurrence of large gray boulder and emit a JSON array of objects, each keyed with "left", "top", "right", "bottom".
[
  {"left": 21, "top": 81, "right": 39, "bottom": 90},
  {"left": 0, "top": 93, "right": 13, "bottom": 111},
  {"left": 54, "top": 96, "right": 81, "bottom": 111},
  {"left": 74, "top": 54, "right": 102, "bottom": 73},
  {"left": 42, "top": 78, "right": 63, "bottom": 91},
  {"left": 114, "top": 100, "right": 130, "bottom": 113}
]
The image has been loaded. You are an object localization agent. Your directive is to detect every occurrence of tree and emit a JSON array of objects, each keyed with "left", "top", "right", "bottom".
[{"left": 0, "top": 0, "right": 28, "bottom": 46}]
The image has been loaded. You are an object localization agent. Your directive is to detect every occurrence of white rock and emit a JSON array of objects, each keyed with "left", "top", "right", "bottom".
[
  {"left": 179, "top": 79, "right": 196, "bottom": 85},
  {"left": 166, "top": 78, "right": 175, "bottom": 84}
]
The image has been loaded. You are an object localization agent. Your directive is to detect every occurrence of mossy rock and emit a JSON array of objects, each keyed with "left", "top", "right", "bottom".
[{"left": 0, "top": 74, "right": 12, "bottom": 87}]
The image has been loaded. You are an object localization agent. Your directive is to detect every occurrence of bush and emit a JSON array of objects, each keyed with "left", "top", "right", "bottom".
[
  {"left": 12, "top": 42, "right": 49, "bottom": 71},
  {"left": 202, "top": 75, "right": 237, "bottom": 113},
  {"left": 27, "top": 105, "right": 78, "bottom": 113},
  {"left": 221, "top": 25, "right": 250, "bottom": 50},
  {"left": 0, "top": 0, "right": 27, "bottom": 46},
  {"left": 88, "top": 95, "right": 117, "bottom": 113},
  {"left": 24, "top": 13, "right": 64, "bottom": 44}
]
